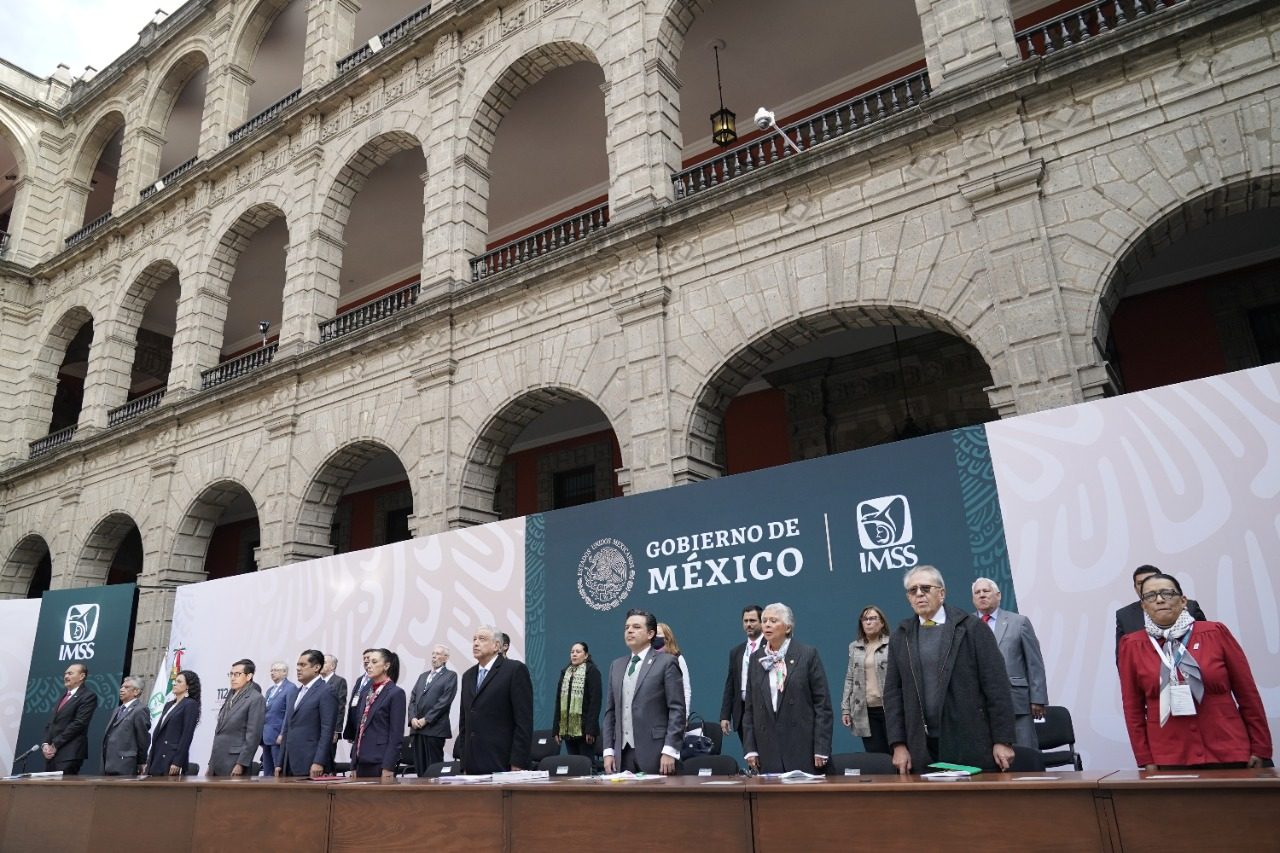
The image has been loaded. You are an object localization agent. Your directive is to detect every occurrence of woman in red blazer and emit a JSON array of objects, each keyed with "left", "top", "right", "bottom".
[{"left": 1119, "top": 573, "right": 1271, "bottom": 769}]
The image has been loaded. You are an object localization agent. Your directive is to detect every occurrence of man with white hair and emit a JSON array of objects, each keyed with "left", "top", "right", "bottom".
[
  {"left": 455, "top": 626, "right": 533, "bottom": 773},
  {"left": 972, "top": 577, "right": 1048, "bottom": 749},
  {"left": 101, "top": 675, "right": 150, "bottom": 775},
  {"left": 409, "top": 644, "right": 458, "bottom": 774},
  {"left": 884, "top": 566, "right": 1016, "bottom": 774},
  {"left": 260, "top": 660, "right": 296, "bottom": 776}
]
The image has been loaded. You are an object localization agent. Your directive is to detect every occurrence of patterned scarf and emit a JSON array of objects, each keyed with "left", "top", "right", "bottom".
[
  {"left": 558, "top": 664, "right": 585, "bottom": 738},
  {"left": 1144, "top": 609, "right": 1204, "bottom": 725},
  {"left": 761, "top": 647, "right": 788, "bottom": 694},
  {"left": 355, "top": 679, "right": 389, "bottom": 758}
]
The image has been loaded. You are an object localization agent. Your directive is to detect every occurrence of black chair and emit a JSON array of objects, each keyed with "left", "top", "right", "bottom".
[
  {"left": 530, "top": 729, "right": 561, "bottom": 763},
  {"left": 1036, "top": 705, "right": 1083, "bottom": 770},
  {"left": 1008, "top": 744, "right": 1046, "bottom": 772},
  {"left": 332, "top": 761, "right": 350, "bottom": 776},
  {"left": 826, "top": 752, "right": 896, "bottom": 775},
  {"left": 249, "top": 761, "right": 261, "bottom": 776},
  {"left": 184, "top": 762, "right": 200, "bottom": 776},
  {"left": 689, "top": 712, "right": 723, "bottom": 756},
  {"left": 395, "top": 735, "right": 415, "bottom": 775},
  {"left": 680, "top": 754, "right": 739, "bottom": 776},
  {"left": 423, "top": 760, "right": 461, "bottom": 778},
  {"left": 538, "top": 754, "right": 592, "bottom": 777}
]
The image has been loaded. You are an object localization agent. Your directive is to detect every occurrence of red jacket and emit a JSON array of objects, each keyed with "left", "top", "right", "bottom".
[{"left": 1119, "top": 621, "right": 1272, "bottom": 767}]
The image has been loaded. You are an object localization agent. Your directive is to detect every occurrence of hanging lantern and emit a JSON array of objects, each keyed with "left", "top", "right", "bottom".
[{"left": 710, "top": 44, "right": 737, "bottom": 147}]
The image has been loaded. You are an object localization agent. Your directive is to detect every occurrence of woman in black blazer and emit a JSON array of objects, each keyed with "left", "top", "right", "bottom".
[
  {"left": 146, "top": 670, "right": 201, "bottom": 776},
  {"left": 552, "top": 641, "right": 602, "bottom": 758},
  {"left": 350, "top": 649, "right": 407, "bottom": 779}
]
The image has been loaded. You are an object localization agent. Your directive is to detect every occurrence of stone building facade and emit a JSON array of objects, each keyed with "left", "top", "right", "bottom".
[{"left": 0, "top": 0, "right": 1277, "bottom": 675}]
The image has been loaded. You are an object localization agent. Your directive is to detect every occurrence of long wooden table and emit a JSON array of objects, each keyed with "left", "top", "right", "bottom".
[{"left": 0, "top": 769, "right": 1274, "bottom": 852}]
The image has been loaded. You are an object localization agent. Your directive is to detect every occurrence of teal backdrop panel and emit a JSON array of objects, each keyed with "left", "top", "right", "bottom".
[
  {"left": 16, "top": 584, "right": 137, "bottom": 774},
  {"left": 526, "top": 426, "right": 1010, "bottom": 758}
]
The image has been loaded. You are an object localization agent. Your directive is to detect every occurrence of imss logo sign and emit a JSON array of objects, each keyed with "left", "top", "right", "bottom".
[
  {"left": 856, "top": 495, "right": 918, "bottom": 573},
  {"left": 60, "top": 603, "right": 100, "bottom": 660}
]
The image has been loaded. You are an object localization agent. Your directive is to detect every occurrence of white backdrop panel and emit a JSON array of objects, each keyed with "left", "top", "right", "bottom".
[{"left": 0, "top": 598, "right": 41, "bottom": 775}]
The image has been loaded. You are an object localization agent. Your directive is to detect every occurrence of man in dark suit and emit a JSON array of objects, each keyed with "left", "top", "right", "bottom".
[
  {"left": 409, "top": 644, "right": 458, "bottom": 774},
  {"left": 454, "top": 626, "right": 533, "bottom": 773},
  {"left": 260, "top": 661, "right": 296, "bottom": 776},
  {"left": 342, "top": 649, "right": 376, "bottom": 744},
  {"left": 207, "top": 658, "right": 266, "bottom": 776},
  {"left": 742, "top": 602, "right": 832, "bottom": 774},
  {"left": 1115, "top": 564, "right": 1207, "bottom": 660},
  {"left": 602, "top": 609, "right": 685, "bottom": 775},
  {"left": 42, "top": 662, "right": 98, "bottom": 774},
  {"left": 719, "top": 604, "right": 763, "bottom": 743},
  {"left": 101, "top": 675, "right": 150, "bottom": 775},
  {"left": 277, "top": 649, "right": 337, "bottom": 778},
  {"left": 973, "top": 577, "right": 1049, "bottom": 749},
  {"left": 320, "top": 654, "right": 347, "bottom": 772},
  {"left": 884, "top": 566, "right": 1016, "bottom": 774}
]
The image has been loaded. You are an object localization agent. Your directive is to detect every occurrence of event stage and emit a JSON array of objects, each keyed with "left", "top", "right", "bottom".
[{"left": 0, "top": 768, "right": 1274, "bottom": 852}]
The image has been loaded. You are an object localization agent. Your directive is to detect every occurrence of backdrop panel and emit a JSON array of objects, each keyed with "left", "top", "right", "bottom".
[
  {"left": 0, "top": 598, "right": 40, "bottom": 775},
  {"left": 152, "top": 519, "right": 525, "bottom": 767},
  {"left": 988, "top": 363, "right": 1280, "bottom": 769}
]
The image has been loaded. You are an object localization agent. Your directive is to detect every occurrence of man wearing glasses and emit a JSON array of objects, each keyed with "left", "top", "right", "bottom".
[
  {"left": 1114, "top": 564, "right": 1206, "bottom": 662},
  {"left": 883, "top": 566, "right": 1016, "bottom": 774},
  {"left": 207, "top": 659, "right": 266, "bottom": 776}
]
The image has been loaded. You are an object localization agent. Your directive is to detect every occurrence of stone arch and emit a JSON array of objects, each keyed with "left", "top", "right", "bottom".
[
  {"left": 652, "top": 0, "right": 713, "bottom": 69},
  {"left": 1090, "top": 174, "right": 1280, "bottom": 356},
  {"left": 66, "top": 108, "right": 126, "bottom": 229},
  {"left": 0, "top": 111, "right": 32, "bottom": 178},
  {"left": 169, "top": 479, "right": 261, "bottom": 581},
  {"left": 291, "top": 439, "right": 414, "bottom": 559},
  {"left": 682, "top": 304, "right": 998, "bottom": 477},
  {"left": 27, "top": 306, "right": 95, "bottom": 438},
  {"left": 208, "top": 200, "right": 289, "bottom": 295},
  {"left": 458, "top": 385, "right": 621, "bottom": 524},
  {"left": 0, "top": 533, "right": 51, "bottom": 598},
  {"left": 321, "top": 130, "right": 425, "bottom": 238},
  {"left": 228, "top": 0, "right": 295, "bottom": 73},
  {"left": 74, "top": 511, "right": 142, "bottom": 587},
  {"left": 118, "top": 257, "right": 181, "bottom": 336},
  {"left": 144, "top": 48, "right": 211, "bottom": 131}
]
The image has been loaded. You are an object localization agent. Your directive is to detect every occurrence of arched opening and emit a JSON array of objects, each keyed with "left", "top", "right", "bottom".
[
  {"left": 114, "top": 260, "right": 178, "bottom": 416},
  {"left": 77, "top": 513, "right": 144, "bottom": 587},
  {"left": 149, "top": 52, "right": 208, "bottom": 188},
  {"left": 467, "top": 45, "right": 609, "bottom": 278},
  {"left": 207, "top": 204, "right": 287, "bottom": 382},
  {"left": 462, "top": 390, "right": 621, "bottom": 524},
  {"left": 1100, "top": 177, "right": 1280, "bottom": 394},
  {"left": 174, "top": 481, "right": 261, "bottom": 580},
  {"left": 0, "top": 121, "right": 21, "bottom": 254},
  {"left": 665, "top": 0, "right": 926, "bottom": 196},
  {"left": 691, "top": 312, "right": 998, "bottom": 477},
  {"left": 321, "top": 132, "right": 425, "bottom": 339},
  {"left": 296, "top": 442, "right": 414, "bottom": 559},
  {"left": 1, "top": 534, "right": 51, "bottom": 599},
  {"left": 47, "top": 310, "right": 95, "bottom": 435},
  {"left": 244, "top": 0, "right": 306, "bottom": 120},
  {"left": 72, "top": 111, "right": 125, "bottom": 230}
]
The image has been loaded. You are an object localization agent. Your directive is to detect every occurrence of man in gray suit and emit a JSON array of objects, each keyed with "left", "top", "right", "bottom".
[
  {"left": 101, "top": 675, "right": 150, "bottom": 775},
  {"left": 207, "top": 658, "right": 266, "bottom": 776},
  {"left": 602, "top": 609, "right": 685, "bottom": 775},
  {"left": 408, "top": 644, "right": 458, "bottom": 775},
  {"left": 972, "top": 577, "right": 1049, "bottom": 750}
]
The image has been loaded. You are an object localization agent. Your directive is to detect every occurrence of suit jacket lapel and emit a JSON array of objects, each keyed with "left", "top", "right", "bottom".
[
  {"left": 475, "top": 656, "right": 501, "bottom": 698},
  {"left": 633, "top": 651, "right": 658, "bottom": 695},
  {"left": 993, "top": 613, "right": 1009, "bottom": 646}
]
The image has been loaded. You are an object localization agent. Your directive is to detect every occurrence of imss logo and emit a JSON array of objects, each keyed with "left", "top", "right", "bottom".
[
  {"left": 856, "top": 495, "right": 919, "bottom": 573},
  {"left": 60, "top": 603, "right": 100, "bottom": 660}
]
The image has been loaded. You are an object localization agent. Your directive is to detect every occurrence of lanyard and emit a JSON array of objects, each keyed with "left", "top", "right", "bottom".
[{"left": 1149, "top": 625, "right": 1192, "bottom": 683}]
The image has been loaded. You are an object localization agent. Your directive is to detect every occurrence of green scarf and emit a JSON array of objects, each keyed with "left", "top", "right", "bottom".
[{"left": 558, "top": 664, "right": 586, "bottom": 737}]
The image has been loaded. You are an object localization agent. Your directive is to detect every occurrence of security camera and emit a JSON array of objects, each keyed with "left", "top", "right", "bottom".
[
  {"left": 754, "top": 107, "right": 775, "bottom": 131},
  {"left": 258, "top": 321, "right": 270, "bottom": 335}
]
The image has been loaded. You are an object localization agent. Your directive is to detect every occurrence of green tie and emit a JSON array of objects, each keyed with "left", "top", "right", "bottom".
[
  {"left": 627, "top": 654, "right": 640, "bottom": 676},
  {"left": 924, "top": 620, "right": 937, "bottom": 627}
]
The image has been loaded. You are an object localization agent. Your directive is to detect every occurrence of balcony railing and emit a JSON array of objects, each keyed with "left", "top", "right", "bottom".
[
  {"left": 228, "top": 88, "right": 302, "bottom": 144},
  {"left": 0, "top": 230, "right": 8, "bottom": 256},
  {"left": 672, "top": 70, "right": 932, "bottom": 200},
  {"left": 336, "top": 3, "right": 433, "bottom": 76},
  {"left": 200, "top": 343, "right": 278, "bottom": 390},
  {"left": 470, "top": 202, "right": 610, "bottom": 281},
  {"left": 140, "top": 157, "right": 198, "bottom": 200},
  {"left": 319, "top": 280, "right": 422, "bottom": 342},
  {"left": 65, "top": 212, "right": 112, "bottom": 248},
  {"left": 1016, "top": 0, "right": 1184, "bottom": 59},
  {"left": 107, "top": 387, "right": 166, "bottom": 427},
  {"left": 29, "top": 424, "right": 77, "bottom": 459}
]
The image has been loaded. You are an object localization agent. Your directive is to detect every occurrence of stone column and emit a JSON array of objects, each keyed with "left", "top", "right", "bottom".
[
  {"left": 166, "top": 270, "right": 230, "bottom": 395},
  {"left": 916, "top": 0, "right": 1020, "bottom": 91},
  {"left": 610, "top": 262, "right": 676, "bottom": 494},
  {"left": 60, "top": 178, "right": 93, "bottom": 241},
  {"left": 255, "top": 405, "right": 299, "bottom": 570},
  {"left": 420, "top": 34, "right": 476, "bottom": 297},
  {"left": 279, "top": 129, "right": 343, "bottom": 356},
  {"left": 78, "top": 325, "right": 135, "bottom": 434},
  {"left": 414, "top": 354, "right": 458, "bottom": 533},
  {"left": 0, "top": 294, "right": 38, "bottom": 463},
  {"left": 120, "top": 126, "right": 166, "bottom": 204},
  {"left": 302, "top": 0, "right": 361, "bottom": 91}
]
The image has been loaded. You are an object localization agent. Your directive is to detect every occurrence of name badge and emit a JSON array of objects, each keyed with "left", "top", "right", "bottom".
[
  {"left": 698, "top": 767, "right": 712, "bottom": 777},
  {"left": 1169, "top": 683, "right": 1196, "bottom": 717}
]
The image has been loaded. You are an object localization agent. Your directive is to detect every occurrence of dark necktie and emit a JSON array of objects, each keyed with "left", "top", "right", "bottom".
[{"left": 627, "top": 655, "right": 640, "bottom": 676}]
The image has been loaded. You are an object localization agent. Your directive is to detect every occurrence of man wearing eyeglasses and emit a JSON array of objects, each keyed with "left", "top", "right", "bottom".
[
  {"left": 1114, "top": 564, "right": 1206, "bottom": 662},
  {"left": 207, "top": 658, "right": 266, "bottom": 776},
  {"left": 883, "top": 566, "right": 1016, "bottom": 775}
]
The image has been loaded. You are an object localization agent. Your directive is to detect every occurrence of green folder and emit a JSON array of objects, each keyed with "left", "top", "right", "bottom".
[{"left": 927, "top": 762, "right": 983, "bottom": 774}]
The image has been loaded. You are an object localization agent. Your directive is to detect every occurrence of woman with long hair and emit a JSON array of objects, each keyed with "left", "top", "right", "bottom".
[
  {"left": 146, "top": 670, "right": 201, "bottom": 776},
  {"left": 552, "top": 641, "right": 602, "bottom": 758},
  {"left": 841, "top": 605, "right": 891, "bottom": 754},
  {"left": 350, "top": 648, "right": 407, "bottom": 779}
]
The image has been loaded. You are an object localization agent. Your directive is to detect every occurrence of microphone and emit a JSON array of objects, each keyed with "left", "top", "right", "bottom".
[
  {"left": 13, "top": 743, "right": 42, "bottom": 774},
  {"left": 19, "top": 743, "right": 40, "bottom": 756}
]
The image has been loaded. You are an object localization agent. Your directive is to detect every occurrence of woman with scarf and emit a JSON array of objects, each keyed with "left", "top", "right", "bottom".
[
  {"left": 349, "top": 648, "right": 407, "bottom": 779},
  {"left": 841, "top": 605, "right": 891, "bottom": 754},
  {"left": 552, "top": 642, "right": 602, "bottom": 760},
  {"left": 1119, "top": 573, "right": 1271, "bottom": 770}
]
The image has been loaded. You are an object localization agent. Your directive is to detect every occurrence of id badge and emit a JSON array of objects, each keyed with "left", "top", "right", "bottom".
[{"left": 1169, "top": 683, "right": 1196, "bottom": 716}]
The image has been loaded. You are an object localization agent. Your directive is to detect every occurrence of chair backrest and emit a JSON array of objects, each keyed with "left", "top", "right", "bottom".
[
  {"left": 396, "top": 735, "right": 415, "bottom": 774},
  {"left": 539, "top": 754, "right": 593, "bottom": 777},
  {"left": 679, "top": 754, "right": 739, "bottom": 776},
  {"left": 185, "top": 762, "right": 200, "bottom": 776},
  {"left": 693, "top": 712, "right": 723, "bottom": 756},
  {"left": 1036, "top": 705, "right": 1076, "bottom": 750},
  {"left": 423, "top": 760, "right": 461, "bottom": 778},
  {"left": 1008, "top": 745, "right": 1047, "bottom": 772},
  {"left": 826, "top": 752, "right": 897, "bottom": 775},
  {"left": 530, "top": 729, "right": 560, "bottom": 762}
]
